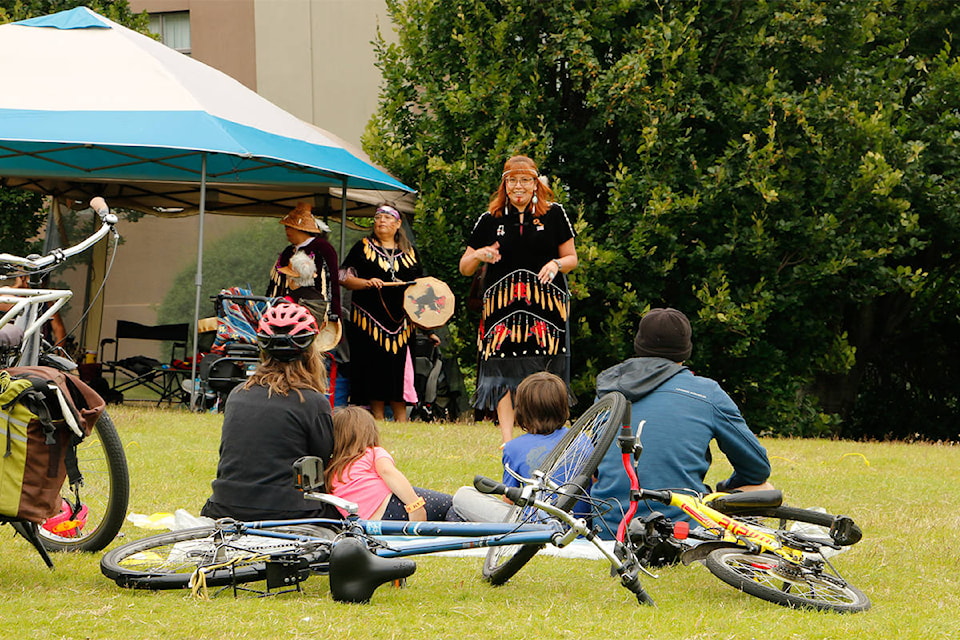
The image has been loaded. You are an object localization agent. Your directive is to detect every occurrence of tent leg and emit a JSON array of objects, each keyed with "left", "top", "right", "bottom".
[
  {"left": 339, "top": 176, "right": 348, "bottom": 259},
  {"left": 189, "top": 154, "right": 207, "bottom": 411}
]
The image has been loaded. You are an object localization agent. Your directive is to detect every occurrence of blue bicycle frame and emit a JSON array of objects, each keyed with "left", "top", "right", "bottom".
[{"left": 214, "top": 517, "right": 563, "bottom": 558}]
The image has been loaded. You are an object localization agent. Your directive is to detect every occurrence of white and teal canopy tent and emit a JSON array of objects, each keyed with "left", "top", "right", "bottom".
[
  {"left": 0, "top": 7, "right": 414, "bottom": 397},
  {"left": 0, "top": 7, "right": 412, "bottom": 216}
]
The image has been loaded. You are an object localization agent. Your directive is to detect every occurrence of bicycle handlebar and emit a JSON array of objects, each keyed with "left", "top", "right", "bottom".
[
  {"left": 639, "top": 488, "right": 673, "bottom": 504},
  {"left": 0, "top": 198, "right": 118, "bottom": 272},
  {"left": 473, "top": 475, "right": 523, "bottom": 504}
]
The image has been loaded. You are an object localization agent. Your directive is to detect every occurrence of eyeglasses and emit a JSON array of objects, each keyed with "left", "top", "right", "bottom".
[{"left": 504, "top": 177, "right": 535, "bottom": 187}]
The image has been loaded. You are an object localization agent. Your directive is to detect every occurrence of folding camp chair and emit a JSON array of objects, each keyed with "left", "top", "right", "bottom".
[{"left": 99, "top": 320, "right": 190, "bottom": 405}]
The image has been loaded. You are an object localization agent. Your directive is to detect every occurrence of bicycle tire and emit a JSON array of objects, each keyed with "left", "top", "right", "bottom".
[
  {"left": 101, "top": 525, "right": 332, "bottom": 590},
  {"left": 482, "top": 392, "right": 628, "bottom": 586},
  {"left": 704, "top": 548, "right": 871, "bottom": 612},
  {"left": 39, "top": 410, "right": 130, "bottom": 552}
]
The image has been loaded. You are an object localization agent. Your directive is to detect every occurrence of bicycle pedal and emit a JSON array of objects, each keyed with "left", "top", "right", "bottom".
[{"left": 830, "top": 515, "right": 862, "bottom": 546}]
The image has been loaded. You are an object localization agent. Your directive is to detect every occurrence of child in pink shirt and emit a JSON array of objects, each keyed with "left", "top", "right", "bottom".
[{"left": 326, "top": 406, "right": 455, "bottom": 520}]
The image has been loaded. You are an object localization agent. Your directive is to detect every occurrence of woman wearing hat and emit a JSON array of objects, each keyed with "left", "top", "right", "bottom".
[
  {"left": 459, "top": 155, "right": 578, "bottom": 444},
  {"left": 339, "top": 205, "right": 437, "bottom": 421},
  {"left": 267, "top": 202, "right": 341, "bottom": 323}
]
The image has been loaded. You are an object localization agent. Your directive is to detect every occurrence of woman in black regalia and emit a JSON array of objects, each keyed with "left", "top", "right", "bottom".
[
  {"left": 340, "top": 205, "right": 435, "bottom": 421},
  {"left": 459, "top": 155, "right": 579, "bottom": 444}
]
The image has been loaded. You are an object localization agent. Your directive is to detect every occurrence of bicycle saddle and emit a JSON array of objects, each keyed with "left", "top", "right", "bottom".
[
  {"left": 706, "top": 489, "right": 783, "bottom": 514},
  {"left": 328, "top": 537, "right": 416, "bottom": 603}
]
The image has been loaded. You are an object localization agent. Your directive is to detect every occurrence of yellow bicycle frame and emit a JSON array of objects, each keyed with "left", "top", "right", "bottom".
[{"left": 668, "top": 491, "right": 806, "bottom": 563}]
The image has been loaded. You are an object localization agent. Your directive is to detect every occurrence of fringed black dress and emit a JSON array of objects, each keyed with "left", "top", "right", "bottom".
[{"left": 341, "top": 237, "right": 423, "bottom": 406}]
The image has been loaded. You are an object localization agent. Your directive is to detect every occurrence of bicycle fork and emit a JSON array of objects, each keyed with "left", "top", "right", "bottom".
[{"left": 613, "top": 420, "right": 657, "bottom": 605}]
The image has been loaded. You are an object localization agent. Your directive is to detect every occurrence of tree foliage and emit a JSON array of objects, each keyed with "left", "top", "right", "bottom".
[{"left": 367, "top": 0, "right": 960, "bottom": 439}]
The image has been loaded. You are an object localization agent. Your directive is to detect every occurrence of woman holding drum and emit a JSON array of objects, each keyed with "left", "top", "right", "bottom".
[
  {"left": 459, "top": 155, "right": 578, "bottom": 444},
  {"left": 340, "top": 205, "right": 440, "bottom": 421}
]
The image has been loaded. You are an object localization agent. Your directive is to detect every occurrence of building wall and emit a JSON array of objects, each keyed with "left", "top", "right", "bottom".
[
  {"left": 99, "top": 0, "right": 394, "bottom": 360},
  {"left": 253, "top": 0, "right": 392, "bottom": 144}
]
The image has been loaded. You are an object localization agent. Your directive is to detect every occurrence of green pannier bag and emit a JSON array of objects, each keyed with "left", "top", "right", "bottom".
[{"left": 0, "top": 366, "right": 104, "bottom": 524}]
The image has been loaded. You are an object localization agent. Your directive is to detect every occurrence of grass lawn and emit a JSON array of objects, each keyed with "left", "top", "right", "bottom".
[{"left": 2, "top": 404, "right": 959, "bottom": 639}]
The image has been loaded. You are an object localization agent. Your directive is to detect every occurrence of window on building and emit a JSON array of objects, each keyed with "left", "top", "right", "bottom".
[{"left": 148, "top": 11, "right": 191, "bottom": 55}]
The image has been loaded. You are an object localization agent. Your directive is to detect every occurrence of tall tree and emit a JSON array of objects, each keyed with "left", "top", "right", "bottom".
[{"left": 368, "top": 0, "right": 960, "bottom": 438}]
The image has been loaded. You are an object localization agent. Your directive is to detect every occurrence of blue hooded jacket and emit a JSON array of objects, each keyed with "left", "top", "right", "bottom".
[{"left": 592, "top": 357, "right": 771, "bottom": 538}]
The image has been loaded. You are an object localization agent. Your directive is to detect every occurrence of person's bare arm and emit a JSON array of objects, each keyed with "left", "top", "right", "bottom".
[
  {"left": 536, "top": 238, "right": 579, "bottom": 284},
  {"left": 375, "top": 455, "right": 426, "bottom": 520},
  {"left": 341, "top": 275, "right": 386, "bottom": 290}
]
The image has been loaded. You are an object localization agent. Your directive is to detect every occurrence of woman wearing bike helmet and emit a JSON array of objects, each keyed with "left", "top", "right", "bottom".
[{"left": 201, "top": 302, "right": 339, "bottom": 521}]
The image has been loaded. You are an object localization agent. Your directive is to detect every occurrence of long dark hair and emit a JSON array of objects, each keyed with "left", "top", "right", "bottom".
[{"left": 369, "top": 205, "right": 414, "bottom": 254}]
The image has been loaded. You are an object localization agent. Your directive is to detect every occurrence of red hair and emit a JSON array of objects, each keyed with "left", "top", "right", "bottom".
[{"left": 486, "top": 155, "right": 555, "bottom": 219}]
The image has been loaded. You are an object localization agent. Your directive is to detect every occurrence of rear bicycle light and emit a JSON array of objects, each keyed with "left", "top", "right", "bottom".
[{"left": 673, "top": 521, "right": 690, "bottom": 540}]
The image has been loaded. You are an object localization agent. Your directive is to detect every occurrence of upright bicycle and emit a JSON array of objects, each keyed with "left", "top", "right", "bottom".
[{"left": 1, "top": 197, "right": 129, "bottom": 553}]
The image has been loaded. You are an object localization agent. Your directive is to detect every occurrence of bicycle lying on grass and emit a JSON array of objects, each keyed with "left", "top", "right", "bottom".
[
  {"left": 101, "top": 393, "right": 645, "bottom": 602},
  {"left": 609, "top": 421, "right": 870, "bottom": 612},
  {"left": 100, "top": 392, "right": 869, "bottom": 611},
  {"left": 1, "top": 198, "right": 129, "bottom": 557}
]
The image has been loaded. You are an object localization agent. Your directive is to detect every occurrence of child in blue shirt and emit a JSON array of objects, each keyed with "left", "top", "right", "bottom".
[{"left": 452, "top": 372, "right": 570, "bottom": 521}]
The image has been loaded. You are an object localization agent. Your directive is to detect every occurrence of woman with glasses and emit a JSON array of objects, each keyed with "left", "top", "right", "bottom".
[
  {"left": 458, "top": 155, "right": 578, "bottom": 444},
  {"left": 340, "top": 205, "right": 438, "bottom": 421}
]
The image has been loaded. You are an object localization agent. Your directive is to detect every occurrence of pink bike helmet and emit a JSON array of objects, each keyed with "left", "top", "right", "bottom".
[{"left": 257, "top": 302, "right": 318, "bottom": 361}]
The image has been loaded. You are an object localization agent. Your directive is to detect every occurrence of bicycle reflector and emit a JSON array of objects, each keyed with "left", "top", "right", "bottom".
[
  {"left": 42, "top": 499, "right": 89, "bottom": 537},
  {"left": 672, "top": 521, "right": 690, "bottom": 540}
]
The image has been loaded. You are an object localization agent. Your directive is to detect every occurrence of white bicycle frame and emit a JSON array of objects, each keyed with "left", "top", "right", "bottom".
[{"left": 0, "top": 199, "right": 118, "bottom": 367}]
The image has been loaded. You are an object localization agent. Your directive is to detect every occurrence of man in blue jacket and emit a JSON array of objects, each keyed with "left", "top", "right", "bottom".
[{"left": 592, "top": 308, "right": 773, "bottom": 539}]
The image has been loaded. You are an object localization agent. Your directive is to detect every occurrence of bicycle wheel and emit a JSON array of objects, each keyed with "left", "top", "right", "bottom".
[
  {"left": 483, "top": 392, "right": 628, "bottom": 585},
  {"left": 704, "top": 548, "right": 871, "bottom": 612},
  {"left": 39, "top": 410, "right": 130, "bottom": 552},
  {"left": 100, "top": 525, "right": 331, "bottom": 590}
]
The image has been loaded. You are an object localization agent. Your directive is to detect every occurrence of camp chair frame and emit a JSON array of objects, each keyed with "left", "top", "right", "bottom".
[{"left": 99, "top": 320, "right": 190, "bottom": 405}]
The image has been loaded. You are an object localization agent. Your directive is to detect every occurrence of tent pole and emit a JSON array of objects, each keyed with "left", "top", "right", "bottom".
[
  {"left": 189, "top": 153, "right": 208, "bottom": 410},
  {"left": 339, "top": 177, "right": 348, "bottom": 258}
]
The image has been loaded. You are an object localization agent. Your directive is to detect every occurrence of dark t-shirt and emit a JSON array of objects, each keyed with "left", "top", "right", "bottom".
[{"left": 205, "top": 383, "right": 337, "bottom": 518}]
